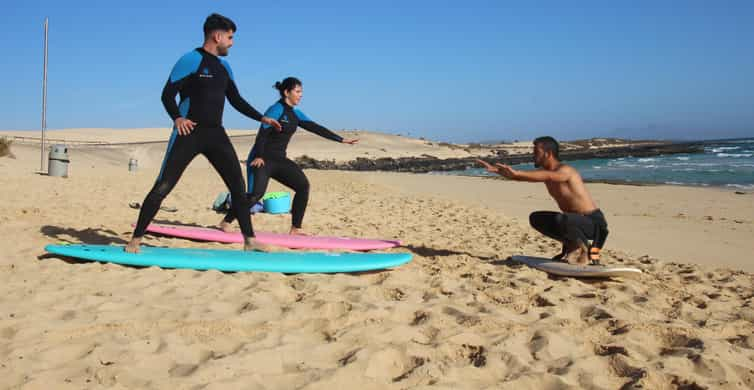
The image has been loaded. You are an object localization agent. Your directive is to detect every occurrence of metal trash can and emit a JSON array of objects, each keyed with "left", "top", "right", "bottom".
[
  {"left": 128, "top": 158, "right": 138, "bottom": 172},
  {"left": 48, "top": 144, "right": 69, "bottom": 177}
]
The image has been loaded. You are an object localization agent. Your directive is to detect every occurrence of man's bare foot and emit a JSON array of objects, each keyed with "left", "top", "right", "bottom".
[
  {"left": 243, "top": 237, "right": 277, "bottom": 252},
  {"left": 564, "top": 241, "right": 589, "bottom": 265},
  {"left": 124, "top": 237, "right": 142, "bottom": 253},
  {"left": 289, "top": 227, "right": 308, "bottom": 236},
  {"left": 218, "top": 220, "right": 235, "bottom": 233}
]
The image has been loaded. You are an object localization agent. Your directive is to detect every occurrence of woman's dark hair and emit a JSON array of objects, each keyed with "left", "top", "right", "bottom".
[
  {"left": 274, "top": 77, "right": 302, "bottom": 97},
  {"left": 204, "top": 13, "right": 236, "bottom": 36},
  {"left": 533, "top": 136, "right": 560, "bottom": 160}
]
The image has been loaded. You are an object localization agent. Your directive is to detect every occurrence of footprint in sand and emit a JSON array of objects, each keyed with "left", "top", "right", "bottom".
[
  {"left": 607, "top": 319, "right": 631, "bottom": 336},
  {"left": 442, "top": 307, "right": 481, "bottom": 326},
  {"left": 391, "top": 356, "right": 426, "bottom": 383},
  {"left": 168, "top": 363, "right": 198, "bottom": 377},
  {"left": 580, "top": 305, "right": 614, "bottom": 322},
  {"left": 532, "top": 294, "right": 556, "bottom": 307},
  {"left": 386, "top": 288, "right": 407, "bottom": 301},
  {"left": 659, "top": 332, "right": 704, "bottom": 357},
  {"left": 726, "top": 334, "right": 754, "bottom": 349},
  {"left": 545, "top": 357, "right": 573, "bottom": 375},
  {"left": 528, "top": 331, "right": 549, "bottom": 360},
  {"left": 337, "top": 348, "right": 361, "bottom": 367},
  {"left": 608, "top": 355, "right": 647, "bottom": 387},
  {"left": 236, "top": 302, "right": 258, "bottom": 314},
  {"left": 594, "top": 344, "right": 629, "bottom": 357},
  {"left": 460, "top": 344, "right": 487, "bottom": 367},
  {"left": 410, "top": 310, "right": 430, "bottom": 326}
]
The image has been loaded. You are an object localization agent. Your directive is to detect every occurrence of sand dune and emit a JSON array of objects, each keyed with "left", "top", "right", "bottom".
[{"left": 0, "top": 128, "right": 490, "bottom": 162}]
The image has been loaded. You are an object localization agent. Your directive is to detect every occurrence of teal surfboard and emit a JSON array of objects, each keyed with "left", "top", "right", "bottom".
[{"left": 44, "top": 244, "right": 412, "bottom": 273}]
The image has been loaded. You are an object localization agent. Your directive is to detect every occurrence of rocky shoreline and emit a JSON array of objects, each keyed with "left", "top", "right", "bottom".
[{"left": 295, "top": 141, "right": 706, "bottom": 173}]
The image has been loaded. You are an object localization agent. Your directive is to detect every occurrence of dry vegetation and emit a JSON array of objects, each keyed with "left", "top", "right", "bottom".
[{"left": 0, "top": 137, "right": 13, "bottom": 158}]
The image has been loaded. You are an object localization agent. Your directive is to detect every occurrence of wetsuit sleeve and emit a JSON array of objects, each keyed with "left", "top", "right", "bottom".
[
  {"left": 294, "top": 109, "right": 344, "bottom": 143},
  {"left": 226, "top": 80, "right": 263, "bottom": 121},
  {"left": 251, "top": 103, "right": 284, "bottom": 157},
  {"left": 221, "top": 60, "right": 263, "bottom": 122},
  {"left": 161, "top": 80, "right": 182, "bottom": 121},
  {"left": 161, "top": 51, "right": 202, "bottom": 121}
]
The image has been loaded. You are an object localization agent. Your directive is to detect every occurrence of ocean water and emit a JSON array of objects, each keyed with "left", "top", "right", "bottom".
[{"left": 441, "top": 138, "right": 754, "bottom": 190}]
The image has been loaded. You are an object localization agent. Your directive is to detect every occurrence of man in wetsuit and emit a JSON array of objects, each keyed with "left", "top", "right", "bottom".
[
  {"left": 477, "top": 136, "right": 609, "bottom": 264},
  {"left": 126, "top": 13, "right": 281, "bottom": 253}
]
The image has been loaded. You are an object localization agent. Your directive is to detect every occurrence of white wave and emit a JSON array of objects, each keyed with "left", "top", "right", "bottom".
[
  {"left": 638, "top": 158, "right": 656, "bottom": 162},
  {"left": 675, "top": 156, "right": 690, "bottom": 161},
  {"left": 717, "top": 153, "right": 753, "bottom": 158},
  {"left": 726, "top": 183, "right": 754, "bottom": 190},
  {"left": 710, "top": 146, "right": 740, "bottom": 153}
]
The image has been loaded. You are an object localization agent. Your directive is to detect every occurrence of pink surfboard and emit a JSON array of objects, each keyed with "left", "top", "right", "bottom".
[{"left": 142, "top": 224, "right": 401, "bottom": 251}]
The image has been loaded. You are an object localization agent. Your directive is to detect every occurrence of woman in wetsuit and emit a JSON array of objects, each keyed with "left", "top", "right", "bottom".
[{"left": 220, "top": 77, "right": 358, "bottom": 235}]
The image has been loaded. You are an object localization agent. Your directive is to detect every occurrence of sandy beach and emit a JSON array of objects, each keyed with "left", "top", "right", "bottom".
[{"left": 1, "top": 129, "right": 753, "bottom": 389}]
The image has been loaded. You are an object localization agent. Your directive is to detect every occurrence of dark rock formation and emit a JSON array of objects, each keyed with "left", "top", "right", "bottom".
[{"left": 295, "top": 142, "right": 705, "bottom": 173}]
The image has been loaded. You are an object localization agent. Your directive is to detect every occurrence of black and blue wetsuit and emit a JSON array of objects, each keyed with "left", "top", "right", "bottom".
[
  {"left": 133, "top": 47, "right": 264, "bottom": 238},
  {"left": 223, "top": 99, "right": 343, "bottom": 228}
]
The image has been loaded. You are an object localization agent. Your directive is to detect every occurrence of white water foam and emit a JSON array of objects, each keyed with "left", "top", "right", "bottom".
[
  {"left": 717, "top": 153, "right": 753, "bottom": 158},
  {"left": 710, "top": 146, "right": 740, "bottom": 153}
]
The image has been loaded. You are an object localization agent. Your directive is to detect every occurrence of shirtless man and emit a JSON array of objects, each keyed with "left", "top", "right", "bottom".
[{"left": 477, "top": 136, "right": 609, "bottom": 264}]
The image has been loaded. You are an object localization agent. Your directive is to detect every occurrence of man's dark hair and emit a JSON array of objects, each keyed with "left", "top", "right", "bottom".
[
  {"left": 533, "top": 136, "right": 560, "bottom": 160},
  {"left": 204, "top": 13, "right": 236, "bottom": 36}
]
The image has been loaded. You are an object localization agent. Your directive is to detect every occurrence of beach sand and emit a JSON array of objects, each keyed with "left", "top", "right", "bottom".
[{"left": 1, "top": 129, "right": 753, "bottom": 389}]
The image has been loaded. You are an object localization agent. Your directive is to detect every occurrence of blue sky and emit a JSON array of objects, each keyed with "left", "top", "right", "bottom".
[{"left": 2, "top": 0, "right": 753, "bottom": 142}]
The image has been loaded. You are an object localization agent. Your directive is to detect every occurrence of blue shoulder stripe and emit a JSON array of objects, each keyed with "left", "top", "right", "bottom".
[
  {"left": 169, "top": 50, "right": 203, "bottom": 83},
  {"left": 261, "top": 102, "right": 284, "bottom": 129},
  {"left": 293, "top": 108, "right": 311, "bottom": 122},
  {"left": 220, "top": 59, "right": 234, "bottom": 81}
]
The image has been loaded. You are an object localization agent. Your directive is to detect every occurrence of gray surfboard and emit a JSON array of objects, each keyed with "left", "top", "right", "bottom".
[{"left": 512, "top": 255, "right": 642, "bottom": 279}]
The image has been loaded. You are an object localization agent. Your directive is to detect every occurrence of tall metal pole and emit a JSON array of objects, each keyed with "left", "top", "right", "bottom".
[{"left": 41, "top": 17, "right": 49, "bottom": 172}]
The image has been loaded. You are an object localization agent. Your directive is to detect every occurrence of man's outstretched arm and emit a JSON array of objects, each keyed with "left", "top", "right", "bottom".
[{"left": 476, "top": 159, "right": 571, "bottom": 182}]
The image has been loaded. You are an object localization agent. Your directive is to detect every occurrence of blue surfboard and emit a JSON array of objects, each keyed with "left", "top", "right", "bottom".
[{"left": 44, "top": 244, "right": 412, "bottom": 273}]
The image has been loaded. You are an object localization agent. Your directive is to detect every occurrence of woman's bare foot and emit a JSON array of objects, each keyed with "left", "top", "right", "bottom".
[
  {"left": 218, "top": 220, "right": 235, "bottom": 233},
  {"left": 289, "top": 227, "right": 308, "bottom": 236},
  {"left": 124, "top": 237, "right": 142, "bottom": 253}
]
